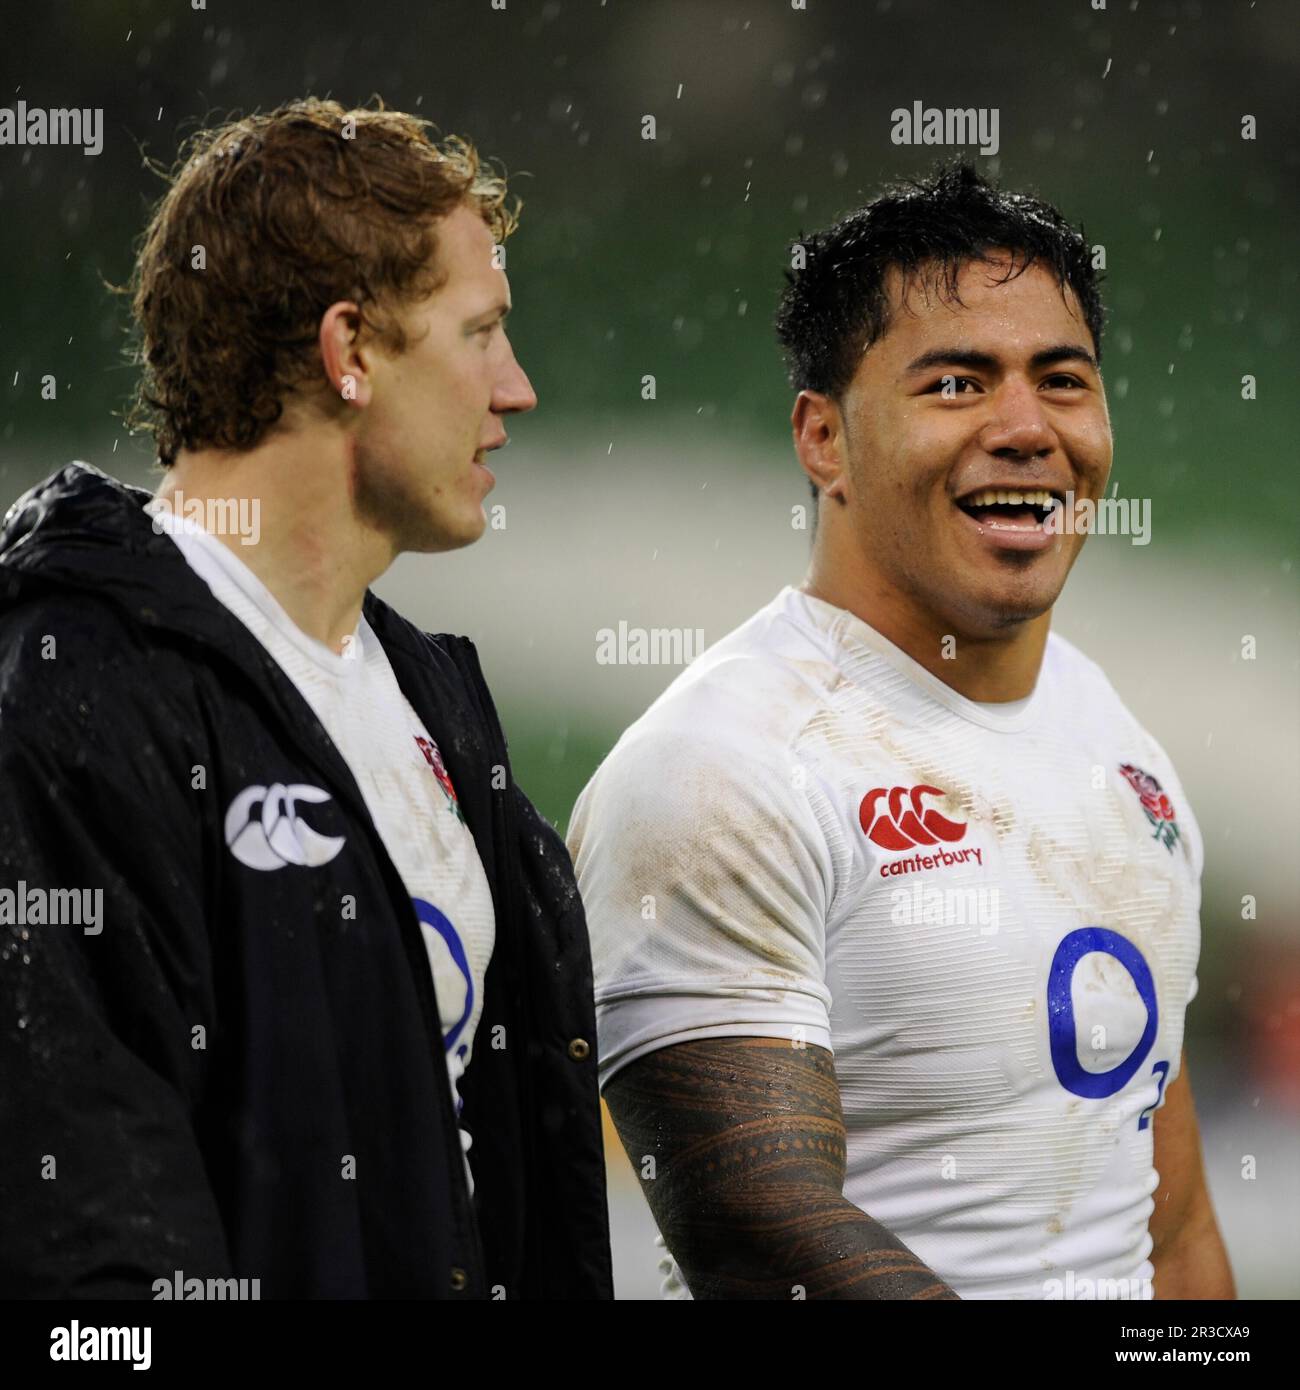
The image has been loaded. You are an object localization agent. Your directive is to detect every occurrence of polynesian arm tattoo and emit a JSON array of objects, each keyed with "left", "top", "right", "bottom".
[{"left": 604, "top": 1037, "right": 959, "bottom": 1300}]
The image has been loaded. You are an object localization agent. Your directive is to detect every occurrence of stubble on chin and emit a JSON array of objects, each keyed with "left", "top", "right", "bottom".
[{"left": 967, "top": 556, "right": 1068, "bottom": 634}]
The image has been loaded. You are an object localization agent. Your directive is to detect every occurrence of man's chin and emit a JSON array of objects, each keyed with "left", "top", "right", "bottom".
[
  {"left": 960, "top": 577, "right": 1062, "bottom": 635},
  {"left": 958, "top": 534, "right": 1076, "bottom": 607},
  {"left": 924, "top": 556, "right": 1063, "bottom": 636},
  {"left": 397, "top": 514, "right": 486, "bottom": 555}
]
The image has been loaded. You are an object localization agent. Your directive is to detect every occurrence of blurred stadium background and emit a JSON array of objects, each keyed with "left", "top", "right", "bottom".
[{"left": 3, "top": 0, "right": 1296, "bottom": 1298}]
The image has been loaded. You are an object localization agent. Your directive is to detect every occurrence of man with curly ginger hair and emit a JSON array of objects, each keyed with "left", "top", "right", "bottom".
[{"left": 0, "top": 98, "right": 613, "bottom": 1300}]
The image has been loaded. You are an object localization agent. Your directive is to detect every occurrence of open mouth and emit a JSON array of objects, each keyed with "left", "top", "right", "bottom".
[{"left": 955, "top": 487, "right": 1062, "bottom": 527}]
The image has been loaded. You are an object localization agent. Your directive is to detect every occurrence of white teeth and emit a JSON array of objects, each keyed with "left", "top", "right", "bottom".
[{"left": 961, "top": 488, "right": 1056, "bottom": 508}]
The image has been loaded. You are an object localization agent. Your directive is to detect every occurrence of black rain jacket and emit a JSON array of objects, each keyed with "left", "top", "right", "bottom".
[{"left": 0, "top": 462, "right": 613, "bottom": 1299}]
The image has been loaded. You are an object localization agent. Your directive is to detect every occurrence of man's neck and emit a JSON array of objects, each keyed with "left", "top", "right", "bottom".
[
  {"left": 801, "top": 550, "right": 1050, "bottom": 704},
  {"left": 154, "top": 436, "right": 394, "bottom": 656}
]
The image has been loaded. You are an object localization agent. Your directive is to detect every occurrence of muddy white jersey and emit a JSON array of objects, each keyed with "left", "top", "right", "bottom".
[{"left": 568, "top": 585, "right": 1202, "bottom": 1300}]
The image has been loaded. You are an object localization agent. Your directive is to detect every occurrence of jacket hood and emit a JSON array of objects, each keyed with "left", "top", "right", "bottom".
[
  {"left": 0, "top": 461, "right": 451, "bottom": 668},
  {"left": 0, "top": 460, "right": 499, "bottom": 815},
  {"left": 0, "top": 461, "right": 254, "bottom": 650}
]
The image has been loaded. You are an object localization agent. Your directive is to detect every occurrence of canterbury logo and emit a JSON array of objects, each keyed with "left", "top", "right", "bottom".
[
  {"left": 859, "top": 784, "right": 967, "bottom": 851},
  {"left": 225, "top": 783, "right": 347, "bottom": 871}
]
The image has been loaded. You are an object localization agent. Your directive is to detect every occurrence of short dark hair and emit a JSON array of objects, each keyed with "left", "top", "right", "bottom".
[{"left": 775, "top": 160, "right": 1105, "bottom": 502}]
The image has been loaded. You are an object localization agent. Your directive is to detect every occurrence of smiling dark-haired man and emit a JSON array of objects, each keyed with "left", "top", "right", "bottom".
[{"left": 569, "top": 162, "right": 1233, "bottom": 1301}]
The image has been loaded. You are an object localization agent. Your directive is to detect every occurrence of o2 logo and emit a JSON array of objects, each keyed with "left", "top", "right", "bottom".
[
  {"left": 1046, "top": 927, "right": 1169, "bottom": 1129},
  {"left": 413, "top": 898, "right": 474, "bottom": 1053}
]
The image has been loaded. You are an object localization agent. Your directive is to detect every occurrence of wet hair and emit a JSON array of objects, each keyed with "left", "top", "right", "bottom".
[
  {"left": 775, "top": 160, "right": 1105, "bottom": 503},
  {"left": 122, "top": 96, "right": 518, "bottom": 466}
]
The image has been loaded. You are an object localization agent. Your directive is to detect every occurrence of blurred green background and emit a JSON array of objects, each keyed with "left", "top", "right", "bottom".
[{"left": 3, "top": 0, "right": 1297, "bottom": 1296}]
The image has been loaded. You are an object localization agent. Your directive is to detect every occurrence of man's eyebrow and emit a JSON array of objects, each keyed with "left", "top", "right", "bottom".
[
  {"left": 903, "top": 347, "right": 999, "bottom": 376},
  {"left": 902, "top": 343, "right": 1099, "bottom": 375},
  {"left": 465, "top": 302, "right": 512, "bottom": 327},
  {"left": 1029, "top": 343, "right": 1098, "bottom": 371}
]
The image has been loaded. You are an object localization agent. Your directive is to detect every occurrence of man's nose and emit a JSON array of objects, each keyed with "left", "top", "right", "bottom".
[
  {"left": 493, "top": 350, "right": 538, "bottom": 416},
  {"left": 980, "top": 378, "right": 1057, "bottom": 459}
]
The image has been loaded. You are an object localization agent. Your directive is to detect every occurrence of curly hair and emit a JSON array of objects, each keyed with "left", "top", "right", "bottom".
[{"left": 121, "top": 97, "right": 520, "bottom": 467}]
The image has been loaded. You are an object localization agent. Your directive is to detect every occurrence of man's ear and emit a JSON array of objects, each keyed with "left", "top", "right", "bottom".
[
  {"left": 318, "top": 301, "right": 374, "bottom": 409},
  {"left": 792, "top": 389, "right": 849, "bottom": 504}
]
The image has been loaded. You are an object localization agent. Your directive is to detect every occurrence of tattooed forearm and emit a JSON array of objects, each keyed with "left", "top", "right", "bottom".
[{"left": 604, "top": 1037, "right": 958, "bottom": 1300}]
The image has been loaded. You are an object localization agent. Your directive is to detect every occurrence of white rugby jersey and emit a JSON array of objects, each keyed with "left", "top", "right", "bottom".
[
  {"left": 568, "top": 585, "right": 1202, "bottom": 1300},
  {"left": 151, "top": 506, "right": 496, "bottom": 1189}
]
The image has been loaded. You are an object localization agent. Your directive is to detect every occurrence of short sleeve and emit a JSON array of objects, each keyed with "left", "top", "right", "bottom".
[{"left": 567, "top": 725, "right": 835, "bottom": 1088}]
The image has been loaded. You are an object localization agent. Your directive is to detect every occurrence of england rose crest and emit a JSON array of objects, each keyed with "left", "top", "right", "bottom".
[
  {"left": 414, "top": 734, "right": 464, "bottom": 822},
  {"left": 1118, "top": 762, "right": 1180, "bottom": 853}
]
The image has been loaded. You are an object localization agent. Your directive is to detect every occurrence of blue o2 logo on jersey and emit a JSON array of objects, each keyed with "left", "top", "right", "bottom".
[
  {"left": 413, "top": 897, "right": 474, "bottom": 1053},
  {"left": 1047, "top": 927, "right": 1159, "bottom": 1100}
]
